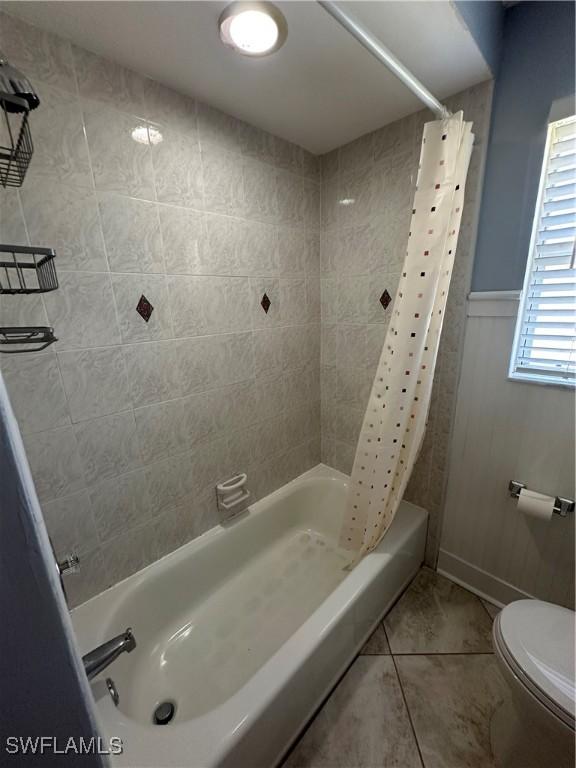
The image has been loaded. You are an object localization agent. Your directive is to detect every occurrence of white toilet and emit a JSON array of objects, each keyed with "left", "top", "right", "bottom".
[{"left": 490, "top": 599, "right": 575, "bottom": 768}]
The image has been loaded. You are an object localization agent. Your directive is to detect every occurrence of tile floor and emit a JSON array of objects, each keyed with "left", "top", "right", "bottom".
[{"left": 284, "top": 567, "right": 508, "bottom": 768}]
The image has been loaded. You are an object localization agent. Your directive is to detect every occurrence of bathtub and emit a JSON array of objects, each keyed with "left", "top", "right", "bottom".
[{"left": 72, "top": 464, "right": 427, "bottom": 768}]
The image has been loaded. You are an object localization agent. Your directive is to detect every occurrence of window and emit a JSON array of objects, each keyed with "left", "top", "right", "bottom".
[{"left": 510, "top": 115, "right": 576, "bottom": 386}]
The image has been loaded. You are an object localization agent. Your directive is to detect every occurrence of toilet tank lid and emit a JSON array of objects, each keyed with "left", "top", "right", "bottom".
[{"left": 499, "top": 599, "right": 575, "bottom": 720}]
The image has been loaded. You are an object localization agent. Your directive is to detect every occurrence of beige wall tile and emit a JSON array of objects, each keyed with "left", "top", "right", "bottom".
[
  {"left": 111, "top": 273, "right": 173, "bottom": 343},
  {"left": 44, "top": 272, "right": 121, "bottom": 350},
  {"left": 3, "top": 13, "right": 321, "bottom": 605},
  {"left": 151, "top": 126, "right": 203, "bottom": 208},
  {"left": 83, "top": 100, "right": 155, "bottom": 199},
  {"left": 74, "top": 411, "right": 142, "bottom": 485},
  {"left": 89, "top": 469, "right": 154, "bottom": 543},
  {"left": 21, "top": 180, "right": 107, "bottom": 272},
  {"left": 160, "top": 206, "right": 205, "bottom": 274},
  {"left": 201, "top": 145, "right": 245, "bottom": 217},
  {"left": 0, "top": 188, "right": 28, "bottom": 245},
  {"left": 23, "top": 426, "right": 85, "bottom": 502},
  {"left": 28, "top": 81, "right": 92, "bottom": 187},
  {"left": 99, "top": 193, "right": 164, "bottom": 273},
  {"left": 0, "top": 12, "right": 76, "bottom": 93},
  {"left": 143, "top": 79, "right": 197, "bottom": 135},
  {"left": 167, "top": 275, "right": 252, "bottom": 337},
  {"left": 73, "top": 46, "right": 147, "bottom": 115},
  {"left": 58, "top": 347, "right": 132, "bottom": 421},
  {"left": 197, "top": 102, "right": 242, "bottom": 154},
  {"left": 244, "top": 158, "right": 279, "bottom": 224},
  {"left": 2, "top": 353, "right": 69, "bottom": 433},
  {"left": 42, "top": 491, "right": 100, "bottom": 559}
]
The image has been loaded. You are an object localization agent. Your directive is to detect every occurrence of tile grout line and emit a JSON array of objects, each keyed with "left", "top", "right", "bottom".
[
  {"left": 17, "top": 361, "right": 320, "bottom": 436},
  {"left": 382, "top": 616, "right": 428, "bottom": 768},
  {"left": 390, "top": 650, "right": 427, "bottom": 768},
  {"left": 391, "top": 651, "right": 494, "bottom": 656}
]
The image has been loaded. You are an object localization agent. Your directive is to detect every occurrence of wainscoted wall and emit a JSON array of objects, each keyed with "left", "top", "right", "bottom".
[
  {"left": 0, "top": 11, "right": 321, "bottom": 606},
  {"left": 438, "top": 294, "right": 575, "bottom": 609},
  {"left": 319, "top": 81, "right": 494, "bottom": 564}
]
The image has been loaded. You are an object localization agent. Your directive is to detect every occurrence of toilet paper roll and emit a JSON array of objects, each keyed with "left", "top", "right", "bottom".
[{"left": 517, "top": 488, "right": 555, "bottom": 521}]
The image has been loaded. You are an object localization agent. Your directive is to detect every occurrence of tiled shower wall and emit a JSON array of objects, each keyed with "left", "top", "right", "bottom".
[
  {"left": 0, "top": 12, "right": 321, "bottom": 606},
  {"left": 0, "top": 11, "right": 493, "bottom": 604},
  {"left": 319, "top": 81, "right": 494, "bottom": 565}
]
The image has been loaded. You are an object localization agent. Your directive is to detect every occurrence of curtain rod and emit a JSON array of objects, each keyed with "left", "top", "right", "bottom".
[{"left": 317, "top": 1, "right": 452, "bottom": 120}]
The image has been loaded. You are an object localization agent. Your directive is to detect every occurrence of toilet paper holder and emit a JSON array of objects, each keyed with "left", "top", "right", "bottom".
[{"left": 508, "top": 480, "right": 575, "bottom": 517}]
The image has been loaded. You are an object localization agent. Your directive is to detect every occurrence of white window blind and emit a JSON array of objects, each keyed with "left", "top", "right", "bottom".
[{"left": 510, "top": 114, "right": 576, "bottom": 386}]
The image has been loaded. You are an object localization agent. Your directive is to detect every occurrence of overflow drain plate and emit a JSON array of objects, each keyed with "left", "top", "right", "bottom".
[{"left": 153, "top": 700, "right": 176, "bottom": 725}]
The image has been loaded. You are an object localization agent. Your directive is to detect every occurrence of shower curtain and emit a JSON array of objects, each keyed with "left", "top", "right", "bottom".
[{"left": 341, "top": 111, "right": 474, "bottom": 558}]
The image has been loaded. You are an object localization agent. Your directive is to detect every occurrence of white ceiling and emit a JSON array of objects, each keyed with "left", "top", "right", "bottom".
[{"left": 1, "top": 1, "right": 491, "bottom": 154}]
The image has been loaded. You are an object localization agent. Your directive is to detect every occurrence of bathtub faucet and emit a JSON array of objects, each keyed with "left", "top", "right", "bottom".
[{"left": 82, "top": 628, "right": 136, "bottom": 680}]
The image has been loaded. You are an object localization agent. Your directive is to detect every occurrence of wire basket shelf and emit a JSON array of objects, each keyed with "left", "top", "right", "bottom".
[
  {"left": 0, "top": 244, "right": 58, "bottom": 294},
  {"left": 0, "top": 93, "right": 34, "bottom": 188},
  {"left": 0, "top": 326, "right": 57, "bottom": 353}
]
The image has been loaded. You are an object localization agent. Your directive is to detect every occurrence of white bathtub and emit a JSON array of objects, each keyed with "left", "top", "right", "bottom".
[{"left": 72, "top": 464, "right": 427, "bottom": 768}]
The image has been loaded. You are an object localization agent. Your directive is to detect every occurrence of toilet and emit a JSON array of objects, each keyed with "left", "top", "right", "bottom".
[{"left": 491, "top": 599, "right": 575, "bottom": 768}]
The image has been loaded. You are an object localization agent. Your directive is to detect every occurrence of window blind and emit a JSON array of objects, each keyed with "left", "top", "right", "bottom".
[{"left": 510, "top": 115, "right": 576, "bottom": 386}]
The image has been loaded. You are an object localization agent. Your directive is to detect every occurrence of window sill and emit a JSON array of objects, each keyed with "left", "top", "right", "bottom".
[{"left": 508, "top": 372, "right": 575, "bottom": 390}]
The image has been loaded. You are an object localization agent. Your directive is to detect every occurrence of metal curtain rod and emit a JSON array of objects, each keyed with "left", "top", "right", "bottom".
[{"left": 317, "top": 1, "right": 452, "bottom": 120}]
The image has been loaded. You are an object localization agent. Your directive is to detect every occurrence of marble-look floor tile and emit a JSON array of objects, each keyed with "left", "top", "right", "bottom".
[
  {"left": 384, "top": 568, "right": 493, "bottom": 654},
  {"left": 395, "top": 654, "right": 507, "bottom": 768},
  {"left": 284, "top": 657, "right": 421, "bottom": 768},
  {"left": 360, "top": 622, "right": 390, "bottom": 655}
]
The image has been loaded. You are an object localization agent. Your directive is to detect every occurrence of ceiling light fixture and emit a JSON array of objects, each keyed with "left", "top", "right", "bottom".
[{"left": 219, "top": 1, "right": 287, "bottom": 57}]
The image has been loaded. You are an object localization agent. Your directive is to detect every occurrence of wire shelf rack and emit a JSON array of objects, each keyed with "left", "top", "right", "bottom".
[
  {"left": 0, "top": 244, "right": 58, "bottom": 294},
  {"left": 0, "top": 326, "right": 57, "bottom": 353},
  {"left": 0, "top": 93, "right": 34, "bottom": 188}
]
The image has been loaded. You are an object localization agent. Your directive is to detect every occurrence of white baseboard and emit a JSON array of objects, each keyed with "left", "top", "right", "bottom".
[{"left": 437, "top": 550, "right": 536, "bottom": 607}]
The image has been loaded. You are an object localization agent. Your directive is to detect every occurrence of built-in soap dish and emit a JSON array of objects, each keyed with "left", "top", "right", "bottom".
[{"left": 216, "top": 473, "right": 250, "bottom": 522}]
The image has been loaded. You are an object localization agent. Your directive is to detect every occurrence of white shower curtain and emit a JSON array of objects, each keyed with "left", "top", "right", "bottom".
[{"left": 341, "top": 111, "right": 474, "bottom": 558}]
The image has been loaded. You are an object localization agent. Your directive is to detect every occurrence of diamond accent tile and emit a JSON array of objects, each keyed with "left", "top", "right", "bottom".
[
  {"left": 261, "top": 292, "right": 271, "bottom": 314},
  {"left": 136, "top": 294, "right": 154, "bottom": 322},
  {"left": 379, "top": 290, "right": 392, "bottom": 310}
]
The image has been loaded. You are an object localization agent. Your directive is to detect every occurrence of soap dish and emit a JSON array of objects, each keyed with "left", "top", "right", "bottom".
[{"left": 216, "top": 473, "right": 251, "bottom": 521}]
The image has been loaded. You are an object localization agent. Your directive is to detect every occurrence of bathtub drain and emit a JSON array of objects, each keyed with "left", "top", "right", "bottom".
[{"left": 153, "top": 701, "right": 176, "bottom": 725}]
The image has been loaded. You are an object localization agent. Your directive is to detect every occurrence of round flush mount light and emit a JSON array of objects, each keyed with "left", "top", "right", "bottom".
[{"left": 219, "top": 1, "right": 287, "bottom": 57}]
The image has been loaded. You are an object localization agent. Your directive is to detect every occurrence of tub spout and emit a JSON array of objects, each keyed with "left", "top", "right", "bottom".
[{"left": 82, "top": 628, "right": 136, "bottom": 681}]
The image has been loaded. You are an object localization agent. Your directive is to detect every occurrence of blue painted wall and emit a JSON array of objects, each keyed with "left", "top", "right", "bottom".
[
  {"left": 472, "top": 1, "right": 576, "bottom": 291},
  {"left": 455, "top": 1, "right": 504, "bottom": 76}
]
